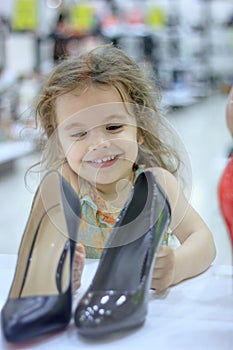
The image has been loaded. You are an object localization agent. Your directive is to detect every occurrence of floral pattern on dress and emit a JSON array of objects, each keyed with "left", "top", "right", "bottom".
[{"left": 77, "top": 170, "right": 177, "bottom": 259}]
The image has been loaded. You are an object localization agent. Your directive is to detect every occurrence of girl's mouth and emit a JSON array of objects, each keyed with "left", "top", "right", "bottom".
[{"left": 85, "top": 155, "right": 120, "bottom": 168}]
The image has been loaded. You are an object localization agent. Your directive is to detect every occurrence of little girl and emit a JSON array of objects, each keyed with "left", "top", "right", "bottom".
[{"left": 33, "top": 44, "right": 216, "bottom": 292}]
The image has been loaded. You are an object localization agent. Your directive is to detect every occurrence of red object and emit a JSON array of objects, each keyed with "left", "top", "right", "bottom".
[{"left": 218, "top": 156, "right": 233, "bottom": 244}]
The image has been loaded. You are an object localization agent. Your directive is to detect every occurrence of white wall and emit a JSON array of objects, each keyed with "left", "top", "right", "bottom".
[{"left": 1, "top": 0, "right": 233, "bottom": 77}]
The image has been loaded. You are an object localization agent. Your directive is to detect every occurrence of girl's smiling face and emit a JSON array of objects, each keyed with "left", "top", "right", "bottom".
[{"left": 56, "top": 85, "right": 139, "bottom": 190}]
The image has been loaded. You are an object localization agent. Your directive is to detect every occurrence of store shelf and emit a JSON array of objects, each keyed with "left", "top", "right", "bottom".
[{"left": 0, "top": 141, "right": 35, "bottom": 173}]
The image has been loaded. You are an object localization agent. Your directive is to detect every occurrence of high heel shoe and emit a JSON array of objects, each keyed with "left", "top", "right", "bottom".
[
  {"left": 1, "top": 170, "right": 81, "bottom": 343},
  {"left": 74, "top": 170, "right": 171, "bottom": 338}
]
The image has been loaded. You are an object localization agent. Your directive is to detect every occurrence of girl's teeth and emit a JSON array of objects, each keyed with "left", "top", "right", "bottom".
[{"left": 93, "top": 155, "right": 115, "bottom": 163}]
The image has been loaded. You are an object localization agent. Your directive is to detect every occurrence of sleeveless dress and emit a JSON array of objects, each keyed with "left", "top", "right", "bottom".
[{"left": 77, "top": 169, "right": 177, "bottom": 258}]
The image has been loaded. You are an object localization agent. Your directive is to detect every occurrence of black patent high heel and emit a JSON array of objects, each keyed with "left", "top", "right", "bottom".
[
  {"left": 1, "top": 170, "right": 81, "bottom": 343},
  {"left": 74, "top": 170, "right": 171, "bottom": 338}
]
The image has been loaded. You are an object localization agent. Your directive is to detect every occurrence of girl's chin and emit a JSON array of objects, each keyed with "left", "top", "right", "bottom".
[
  {"left": 82, "top": 175, "right": 119, "bottom": 186},
  {"left": 78, "top": 169, "right": 126, "bottom": 185}
]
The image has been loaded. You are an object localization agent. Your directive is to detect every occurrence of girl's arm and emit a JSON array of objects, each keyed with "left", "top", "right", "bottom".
[{"left": 151, "top": 167, "right": 216, "bottom": 291}]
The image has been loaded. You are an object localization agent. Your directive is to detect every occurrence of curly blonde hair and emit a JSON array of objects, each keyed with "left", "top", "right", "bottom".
[{"left": 33, "top": 44, "right": 180, "bottom": 175}]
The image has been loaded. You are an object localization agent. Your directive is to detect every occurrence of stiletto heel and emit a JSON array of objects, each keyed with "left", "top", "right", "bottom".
[
  {"left": 1, "top": 170, "right": 81, "bottom": 343},
  {"left": 74, "top": 170, "right": 171, "bottom": 338}
]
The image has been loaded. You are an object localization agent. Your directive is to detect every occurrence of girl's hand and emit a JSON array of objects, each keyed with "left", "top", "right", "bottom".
[
  {"left": 151, "top": 245, "right": 175, "bottom": 292},
  {"left": 73, "top": 243, "right": 85, "bottom": 293}
]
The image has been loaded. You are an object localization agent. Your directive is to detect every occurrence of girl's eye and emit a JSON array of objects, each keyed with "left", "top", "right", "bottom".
[
  {"left": 70, "top": 131, "right": 87, "bottom": 139},
  {"left": 106, "top": 124, "right": 123, "bottom": 132}
]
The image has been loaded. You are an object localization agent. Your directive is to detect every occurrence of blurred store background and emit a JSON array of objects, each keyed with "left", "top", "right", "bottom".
[{"left": 0, "top": 0, "right": 233, "bottom": 264}]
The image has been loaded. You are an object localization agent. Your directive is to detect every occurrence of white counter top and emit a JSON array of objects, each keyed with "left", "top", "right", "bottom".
[{"left": 0, "top": 255, "right": 233, "bottom": 350}]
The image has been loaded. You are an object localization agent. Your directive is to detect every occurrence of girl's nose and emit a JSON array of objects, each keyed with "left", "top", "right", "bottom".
[{"left": 87, "top": 131, "right": 111, "bottom": 152}]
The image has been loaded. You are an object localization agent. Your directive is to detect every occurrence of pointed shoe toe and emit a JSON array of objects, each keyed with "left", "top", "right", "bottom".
[
  {"left": 75, "top": 289, "right": 146, "bottom": 337},
  {"left": 2, "top": 294, "right": 71, "bottom": 342}
]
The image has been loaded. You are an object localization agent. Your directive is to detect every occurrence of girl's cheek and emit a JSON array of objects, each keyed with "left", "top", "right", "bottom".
[{"left": 62, "top": 139, "right": 79, "bottom": 155}]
